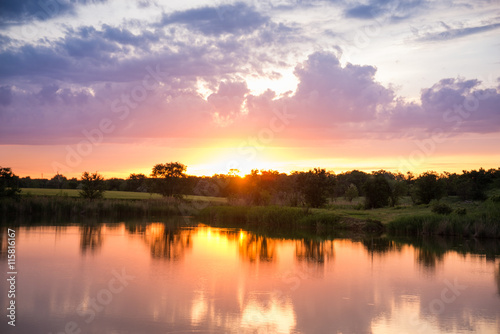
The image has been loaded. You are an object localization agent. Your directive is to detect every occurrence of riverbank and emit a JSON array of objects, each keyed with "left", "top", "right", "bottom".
[
  {"left": 2, "top": 190, "right": 499, "bottom": 238},
  {"left": 196, "top": 205, "right": 385, "bottom": 238}
]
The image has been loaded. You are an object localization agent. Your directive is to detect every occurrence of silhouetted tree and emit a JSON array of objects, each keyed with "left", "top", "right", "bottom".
[
  {"left": 48, "top": 173, "right": 68, "bottom": 189},
  {"left": 151, "top": 162, "right": 187, "bottom": 197},
  {"left": 79, "top": 172, "right": 105, "bottom": 200},
  {"left": 455, "top": 168, "right": 492, "bottom": 201},
  {"left": 388, "top": 178, "right": 407, "bottom": 206},
  {"left": 68, "top": 177, "right": 79, "bottom": 189},
  {"left": 0, "top": 167, "right": 20, "bottom": 199},
  {"left": 105, "top": 178, "right": 126, "bottom": 191},
  {"left": 415, "top": 172, "right": 445, "bottom": 204},
  {"left": 126, "top": 173, "right": 148, "bottom": 192},
  {"left": 364, "top": 174, "right": 391, "bottom": 208},
  {"left": 297, "top": 168, "right": 332, "bottom": 208},
  {"left": 344, "top": 183, "right": 359, "bottom": 202}
]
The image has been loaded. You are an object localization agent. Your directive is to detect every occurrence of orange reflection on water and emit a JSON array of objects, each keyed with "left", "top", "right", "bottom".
[
  {"left": 238, "top": 232, "right": 276, "bottom": 263},
  {"left": 143, "top": 223, "right": 192, "bottom": 260}
]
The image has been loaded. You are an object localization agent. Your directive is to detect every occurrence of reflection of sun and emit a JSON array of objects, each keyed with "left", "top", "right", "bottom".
[{"left": 146, "top": 223, "right": 164, "bottom": 239}]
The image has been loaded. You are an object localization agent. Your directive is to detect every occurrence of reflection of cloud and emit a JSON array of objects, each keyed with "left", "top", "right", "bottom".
[
  {"left": 240, "top": 297, "right": 296, "bottom": 333},
  {"left": 190, "top": 291, "right": 208, "bottom": 326}
]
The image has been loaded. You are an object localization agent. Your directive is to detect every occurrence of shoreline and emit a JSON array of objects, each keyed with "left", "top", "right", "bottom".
[{"left": 1, "top": 192, "right": 499, "bottom": 238}]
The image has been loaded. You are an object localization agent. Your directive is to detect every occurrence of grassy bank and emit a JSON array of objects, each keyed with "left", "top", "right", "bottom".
[
  {"left": 0, "top": 196, "right": 181, "bottom": 221},
  {"left": 19, "top": 188, "right": 227, "bottom": 203},
  {"left": 386, "top": 201, "right": 500, "bottom": 238},
  {"left": 4, "top": 190, "right": 499, "bottom": 239},
  {"left": 197, "top": 205, "right": 384, "bottom": 237}
]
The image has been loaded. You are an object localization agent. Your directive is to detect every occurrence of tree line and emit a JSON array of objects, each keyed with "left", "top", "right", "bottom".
[{"left": 1, "top": 164, "right": 499, "bottom": 208}]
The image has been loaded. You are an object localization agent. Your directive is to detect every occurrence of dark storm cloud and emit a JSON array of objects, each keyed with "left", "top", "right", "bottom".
[
  {"left": 159, "top": 2, "right": 269, "bottom": 36},
  {"left": 0, "top": 0, "right": 108, "bottom": 26}
]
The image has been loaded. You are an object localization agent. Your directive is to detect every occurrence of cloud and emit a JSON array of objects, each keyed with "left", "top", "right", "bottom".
[
  {"left": 345, "top": 4, "right": 382, "bottom": 19},
  {"left": 207, "top": 81, "right": 249, "bottom": 121},
  {"left": 345, "top": 0, "right": 426, "bottom": 20},
  {"left": 159, "top": 2, "right": 269, "bottom": 36},
  {"left": 0, "top": 85, "right": 13, "bottom": 106},
  {"left": 0, "top": 0, "right": 108, "bottom": 26},
  {"left": 286, "top": 51, "right": 394, "bottom": 123},
  {"left": 387, "top": 78, "right": 500, "bottom": 135},
  {"left": 245, "top": 52, "right": 500, "bottom": 141},
  {"left": 0, "top": 44, "right": 72, "bottom": 79},
  {"left": 417, "top": 22, "right": 500, "bottom": 42}
]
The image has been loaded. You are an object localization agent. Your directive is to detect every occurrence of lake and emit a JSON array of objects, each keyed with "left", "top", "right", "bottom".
[{"left": 1, "top": 220, "right": 499, "bottom": 333}]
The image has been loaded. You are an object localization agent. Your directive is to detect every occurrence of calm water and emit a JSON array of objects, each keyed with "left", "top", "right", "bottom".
[{"left": 1, "top": 221, "right": 499, "bottom": 334}]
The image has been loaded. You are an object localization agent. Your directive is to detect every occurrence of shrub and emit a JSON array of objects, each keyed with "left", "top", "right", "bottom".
[
  {"left": 431, "top": 203, "right": 453, "bottom": 215},
  {"left": 489, "top": 195, "right": 500, "bottom": 203},
  {"left": 455, "top": 207, "right": 467, "bottom": 216}
]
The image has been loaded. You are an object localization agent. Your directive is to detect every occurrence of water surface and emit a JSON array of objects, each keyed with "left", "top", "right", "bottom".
[{"left": 1, "top": 222, "right": 499, "bottom": 333}]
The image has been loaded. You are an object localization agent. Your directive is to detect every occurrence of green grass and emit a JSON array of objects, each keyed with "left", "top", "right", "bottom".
[
  {"left": 386, "top": 200, "right": 500, "bottom": 238},
  {"left": 0, "top": 196, "right": 182, "bottom": 221},
  {"left": 197, "top": 205, "right": 384, "bottom": 237},
  {"left": 20, "top": 188, "right": 227, "bottom": 203}
]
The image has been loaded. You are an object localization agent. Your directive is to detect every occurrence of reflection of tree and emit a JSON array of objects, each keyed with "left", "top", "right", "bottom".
[
  {"left": 126, "top": 224, "right": 147, "bottom": 235},
  {"left": 238, "top": 233, "right": 276, "bottom": 262},
  {"left": 295, "top": 239, "right": 334, "bottom": 263},
  {"left": 415, "top": 248, "right": 443, "bottom": 270},
  {"left": 80, "top": 225, "right": 103, "bottom": 253},
  {"left": 144, "top": 223, "right": 192, "bottom": 260},
  {"left": 0, "top": 227, "right": 7, "bottom": 259},
  {"left": 495, "top": 262, "right": 500, "bottom": 296},
  {"left": 362, "top": 238, "right": 399, "bottom": 254}
]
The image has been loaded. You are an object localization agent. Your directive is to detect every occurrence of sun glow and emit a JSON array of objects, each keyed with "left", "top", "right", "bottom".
[{"left": 186, "top": 145, "right": 290, "bottom": 177}]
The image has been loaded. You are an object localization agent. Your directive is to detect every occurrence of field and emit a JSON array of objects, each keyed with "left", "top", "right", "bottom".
[{"left": 20, "top": 188, "right": 227, "bottom": 203}]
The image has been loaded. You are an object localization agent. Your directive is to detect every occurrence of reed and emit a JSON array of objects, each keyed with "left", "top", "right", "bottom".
[
  {"left": 387, "top": 210, "right": 500, "bottom": 238},
  {"left": 196, "top": 205, "right": 383, "bottom": 235},
  {"left": 0, "top": 196, "right": 179, "bottom": 221}
]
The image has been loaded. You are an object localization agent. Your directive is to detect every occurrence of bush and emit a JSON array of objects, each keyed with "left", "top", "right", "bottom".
[
  {"left": 431, "top": 203, "right": 453, "bottom": 215},
  {"left": 455, "top": 207, "right": 467, "bottom": 216},
  {"left": 489, "top": 195, "right": 500, "bottom": 203}
]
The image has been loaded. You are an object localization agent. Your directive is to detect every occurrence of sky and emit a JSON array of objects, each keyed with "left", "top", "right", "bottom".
[{"left": 0, "top": 0, "right": 499, "bottom": 178}]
